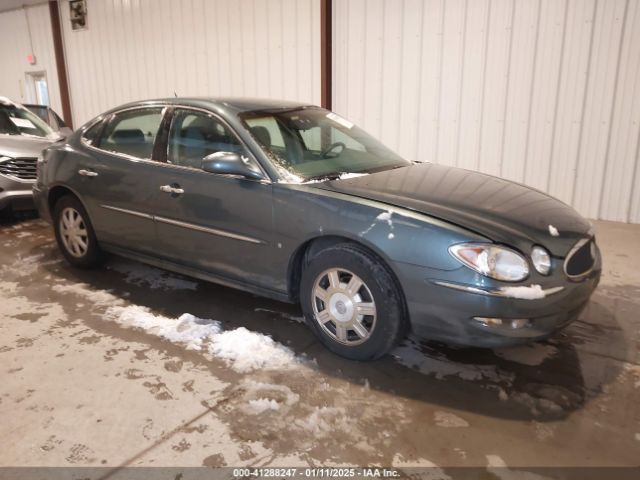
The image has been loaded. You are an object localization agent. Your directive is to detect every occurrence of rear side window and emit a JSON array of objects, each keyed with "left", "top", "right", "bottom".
[{"left": 99, "top": 108, "right": 163, "bottom": 159}]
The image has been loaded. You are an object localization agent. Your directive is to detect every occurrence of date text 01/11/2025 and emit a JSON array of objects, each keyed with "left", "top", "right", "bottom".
[{"left": 232, "top": 467, "right": 402, "bottom": 478}]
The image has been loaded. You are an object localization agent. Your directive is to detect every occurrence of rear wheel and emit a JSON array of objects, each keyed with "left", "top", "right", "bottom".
[
  {"left": 300, "top": 243, "right": 406, "bottom": 360},
  {"left": 53, "top": 195, "right": 102, "bottom": 268}
]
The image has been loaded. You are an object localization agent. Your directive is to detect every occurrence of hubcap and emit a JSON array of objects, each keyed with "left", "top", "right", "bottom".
[
  {"left": 312, "top": 268, "right": 377, "bottom": 346},
  {"left": 59, "top": 207, "right": 89, "bottom": 258}
]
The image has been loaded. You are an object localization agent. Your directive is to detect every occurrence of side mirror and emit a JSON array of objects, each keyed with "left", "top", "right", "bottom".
[{"left": 201, "top": 151, "right": 264, "bottom": 180}]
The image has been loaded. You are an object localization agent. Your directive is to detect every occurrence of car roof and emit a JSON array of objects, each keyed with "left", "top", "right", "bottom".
[{"left": 106, "top": 97, "right": 315, "bottom": 116}]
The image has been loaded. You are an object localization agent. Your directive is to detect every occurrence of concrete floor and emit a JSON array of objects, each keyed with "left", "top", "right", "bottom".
[{"left": 0, "top": 215, "right": 638, "bottom": 473}]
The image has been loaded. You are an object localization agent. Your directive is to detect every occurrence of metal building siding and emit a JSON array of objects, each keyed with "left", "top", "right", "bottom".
[
  {"left": 59, "top": 0, "right": 321, "bottom": 126},
  {"left": 333, "top": 0, "right": 640, "bottom": 223},
  {"left": 0, "top": 4, "right": 63, "bottom": 116}
]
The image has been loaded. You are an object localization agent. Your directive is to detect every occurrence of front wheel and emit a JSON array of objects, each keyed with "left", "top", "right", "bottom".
[
  {"left": 300, "top": 243, "right": 407, "bottom": 360},
  {"left": 53, "top": 195, "right": 102, "bottom": 268}
]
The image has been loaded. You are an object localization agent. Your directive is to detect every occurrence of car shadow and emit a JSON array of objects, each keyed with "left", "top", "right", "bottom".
[
  {"left": 0, "top": 208, "right": 39, "bottom": 225},
  {"left": 30, "top": 239, "right": 627, "bottom": 424}
]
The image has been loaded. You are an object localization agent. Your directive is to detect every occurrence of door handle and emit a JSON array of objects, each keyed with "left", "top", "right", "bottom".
[
  {"left": 160, "top": 184, "right": 184, "bottom": 195},
  {"left": 78, "top": 169, "right": 98, "bottom": 177}
]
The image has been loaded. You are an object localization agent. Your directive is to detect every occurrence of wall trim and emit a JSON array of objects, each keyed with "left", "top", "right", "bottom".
[
  {"left": 320, "top": 0, "right": 332, "bottom": 110},
  {"left": 48, "top": 0, "right": 73, "bottom": 128}
]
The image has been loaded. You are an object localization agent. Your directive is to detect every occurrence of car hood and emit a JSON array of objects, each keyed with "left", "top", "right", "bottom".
[
  {"left": 315, "top": 162, "right": 591, "bottom": 257},
  {"left": 0, "top": 134, "right": 55, "bottom": 158}
]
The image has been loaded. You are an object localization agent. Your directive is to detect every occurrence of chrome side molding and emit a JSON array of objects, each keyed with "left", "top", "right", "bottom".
[
  {"left": 100, "top": 204, "right": 153, "bottom": 219},
  {"left": 154, "top": 215, "right": 265, "bottom": 244},
  {"left": 99, "top": 204, "right": 264, "bottom": 245}
]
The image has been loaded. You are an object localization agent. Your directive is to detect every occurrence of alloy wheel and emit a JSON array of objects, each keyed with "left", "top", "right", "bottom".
[
  {"left": 59, "top": 207, "right": 89, "bottom": 258},
  {"left": 312, "top": 268, "right": 377, "bottom": 346}
]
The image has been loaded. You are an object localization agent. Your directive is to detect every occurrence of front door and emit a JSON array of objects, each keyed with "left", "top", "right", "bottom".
[
  {"left": 75, "top": 107, "right": 165, "bottom": 254},
  {"left": 151, "top": 108, "right": 275, "bottom": 289}
]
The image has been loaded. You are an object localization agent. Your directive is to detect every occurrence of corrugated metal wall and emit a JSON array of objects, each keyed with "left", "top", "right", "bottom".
[
  {"left": 59, "top": 0, "right": 321, "bottom": 127},
  {"left": 0, "top": 3, "right": 63, "bottom": 115},
  {"left": 333, "top": 0, "right": 640, "bottom": 223}
]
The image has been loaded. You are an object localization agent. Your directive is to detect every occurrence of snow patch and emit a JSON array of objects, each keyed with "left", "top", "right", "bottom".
[
  {"left": 499, "top": 284, "right": 546, "bottom": 300},
  {"left": 377, "top": 210, "right": 393, "bottom": 224},
  {"left": 0, "top": 281, "right": 19, "bottom": 295},
  {"left": 337, "top": 172, "right": 368, "bottom": 179},
  {"left": 487, "top": 454, "right": 549, "bottom": 480},
  {"left": 548, "top": 225, "right": 559, "bottom": 237},
  {"left": 534, "top": 421, "right": 555, "bottom": 441},
  {"left": 360, "top": 210, "right": 395, "bottom": 237},
  {"left": 454, "top": 448, "right": 467, "bottom": 460},
  {"left": 498, "top": 388, "right": 509, "bottom": 401},
  {"left": 510, "top": 391, "right": 563, "bottom": 416},
  {"left": 493, "top": 344, "right": 558, "bottom": 366},
  {"left": 242, "top": 380, "right": 300, "bottom": 407},
  {"left": 434, "top": 411, "right": 469, "bottom": 428},
  {"left": 623, "top": 363, "right": 640, "bottom": 388},
  {"left": 246, "top": 398, "right": 280, "bottom": 414},
  {"left": 109, "top": 260, "right": 198, "bottom": 291},
  {"left": 391, "top": 454, "right": 449, "bottom": 477},
  {"left": 276, "top": 168, "right": 305, "bottom": 184},
  {"left": 208, "top": 327, "right": 298, "bottom": 373},
  {"left": 53, "top": 280, "right": 301, "bottom": 373},
  {"left": 104, "top": 306, "right": 221, "bottom": 351},
  {"left": 295, "top": 407, "right": 354, "bottom": 437},
  {"left": 52, "top": 283, "right": 125, "bottom": 307},
  {"left": 433, "top": 411, "right": 469, "bottom": 428},
  {"left": 487, "top": 455, "right": 508, "bottom": 468}
]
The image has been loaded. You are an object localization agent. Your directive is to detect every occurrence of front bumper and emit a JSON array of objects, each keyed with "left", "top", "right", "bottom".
[
  {"left": 0, "top": 174, "right": 35, "bottom": 211},
  {"left": 399, "top": 253, "right": 602, "bottom": 348}
]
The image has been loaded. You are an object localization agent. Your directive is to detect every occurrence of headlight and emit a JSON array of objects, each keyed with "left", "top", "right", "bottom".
[
  {"left": 531, "top": 246, "right": 551, "bottom": 275},
  {"left": 449, "top": 243, "right": 529, "bottom": 282}
]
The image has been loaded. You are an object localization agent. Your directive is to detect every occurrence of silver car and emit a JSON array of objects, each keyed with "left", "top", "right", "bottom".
[{"left": 0, "top": 97, "right": 60, "bottom": 214}]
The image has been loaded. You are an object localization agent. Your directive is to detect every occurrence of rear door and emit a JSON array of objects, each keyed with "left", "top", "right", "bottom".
[
  {"left": 74, "top": 106, "right": 166, "bottom": 254},
  {"left": 150, "top": 107, "right": 275, "bottom": 289}
]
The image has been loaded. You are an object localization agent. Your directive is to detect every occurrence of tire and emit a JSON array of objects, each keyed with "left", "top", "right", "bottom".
[
  {"left": 300, "top": 242, "right": 407, "bottom": 360},
  {"left": 53, "top": 195, "right": 103, "bottom": 268}
]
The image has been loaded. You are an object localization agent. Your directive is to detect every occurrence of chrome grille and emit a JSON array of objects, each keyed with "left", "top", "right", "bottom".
[
  {"left": 0, "top": 157, "right": 38, "bottom": 180},
  {"left": 564, "top": 238, "right": 596, "bottom": 279}
]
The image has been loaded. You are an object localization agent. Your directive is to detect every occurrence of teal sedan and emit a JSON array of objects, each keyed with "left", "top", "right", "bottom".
[{"left": 33, "top": 98, "right": 601, "bottom": 360}]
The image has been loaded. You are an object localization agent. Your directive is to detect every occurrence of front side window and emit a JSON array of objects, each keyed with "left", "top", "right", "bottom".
[
  {"left": 0, "top": 101, "right": 56, "bottom": 139},
  {"left": 167, "top": 109, "right": 244, "bottom": 169},
  {"left": 240, "top": 107, "right": 409, "bottom": 181},
  {"left": 98, "top": 108, "right": 163, "bottom": 159}
]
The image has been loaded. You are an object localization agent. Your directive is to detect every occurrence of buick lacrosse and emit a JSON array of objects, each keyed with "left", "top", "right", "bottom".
[{"left": 34, "top": 98, "right": 601, "bottom": 360}]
